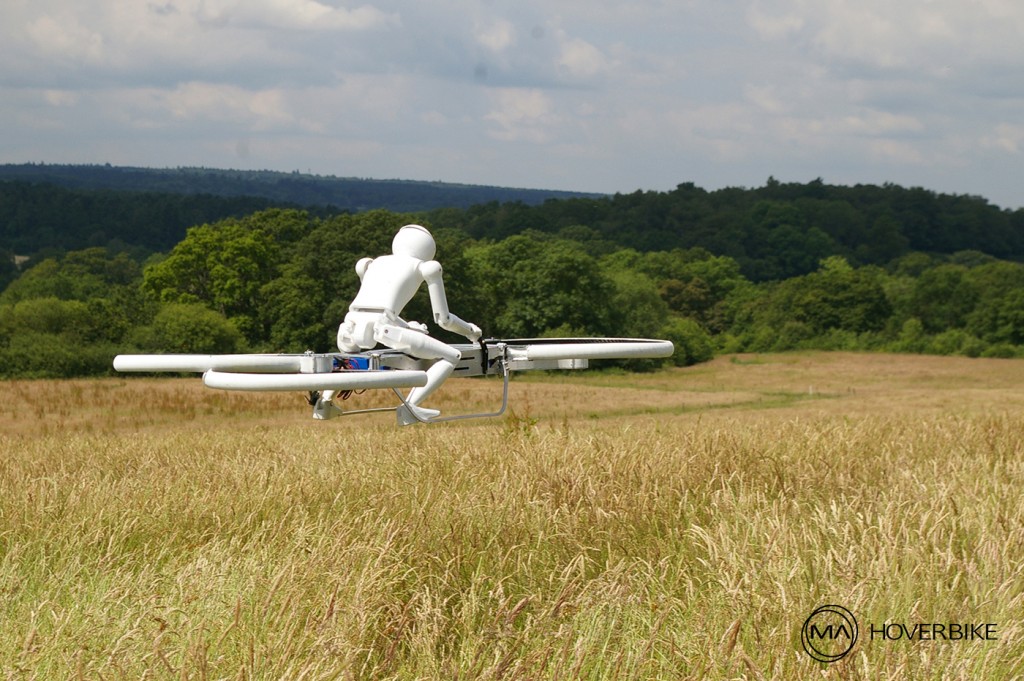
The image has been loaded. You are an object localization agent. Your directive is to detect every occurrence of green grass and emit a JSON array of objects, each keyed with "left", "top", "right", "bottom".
[{"left": 2, "top": 353, "right": 1023, "bottom": 678}]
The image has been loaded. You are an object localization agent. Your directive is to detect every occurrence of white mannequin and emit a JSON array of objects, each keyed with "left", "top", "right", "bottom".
[{"left": 314, "top": 224, "right": 481, "bottom": 425}]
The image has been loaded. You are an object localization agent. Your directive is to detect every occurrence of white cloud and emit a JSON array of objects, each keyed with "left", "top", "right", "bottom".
[
  {"left": 2, "top": 0, "right": 1024, "bottom": 206},
  {"left": 43, "top": 90, "right": 79, "bottom": 107},
  {"left": 746, "top": 1, "right": 804, "bottom": 39},
  {"left": 27, "top": 13, "right": 106, "bottom": 62},
  {"left": 866, "top": 139, "right": 927, "bottom": 165},
  {"left": 981, "top": 124, "right": 1024, "bottom": 154},
  {"left": 196, "top": 0, "right": 398, "bottom": 31},
  {"left": 749, "top": 0, "right": 1024, "bottom": 73},
  {"left": 558, "top": 37, "right": 608, "bottom": 80},
  {"left": 744, "top": 83, "right": 788, "bottom": 114},
  {"left": 484, "top": 88, "right": 557, "bottom": 143},
  {"left": 168, "top": 83, "right": 294, "bottom": 129},
  {"left": 475, "top": 19, "right": 516, "bottom": 52},
  {"left": 1, "top": 0, "right": 399, "bottom": 90},
  {"left": 839, "top": 111, "right": 924, "bottom": 137}
]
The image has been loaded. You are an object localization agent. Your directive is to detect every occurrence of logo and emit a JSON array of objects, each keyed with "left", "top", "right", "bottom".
[{"left": 801, "top": 604, "right": 858, "bottom": 663}]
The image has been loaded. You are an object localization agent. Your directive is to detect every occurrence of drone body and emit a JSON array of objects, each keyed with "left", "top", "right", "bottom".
[
  {"left": 114, "top": 337, "right": 673, "bottom": 424},
  {"left": 114, "top": 225, "right": 674, "bottom": 425}
]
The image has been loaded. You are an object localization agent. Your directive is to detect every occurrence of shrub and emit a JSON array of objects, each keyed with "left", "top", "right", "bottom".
[
  {"left": 137, "top": 303, "right": 244, "bottom": 354},
  {"left": 660, "top": 317, "right": 714, "bottom": 366}
]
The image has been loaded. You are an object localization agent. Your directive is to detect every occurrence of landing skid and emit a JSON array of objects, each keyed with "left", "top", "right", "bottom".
[
  {"left": 306, "top": 350, "right": 512, "bottom": 423},
  {"left": 390, "top": 358, "right": 510, "bottom": 423}
]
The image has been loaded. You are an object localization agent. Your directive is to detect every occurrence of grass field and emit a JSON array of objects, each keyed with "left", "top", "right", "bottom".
[{"left": 1, "top": 352, "right": 1023, "bottom": 679}]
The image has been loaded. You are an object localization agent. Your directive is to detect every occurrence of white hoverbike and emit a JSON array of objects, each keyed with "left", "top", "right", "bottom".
[{"left": 114, "top": 225, "right": 674, "bottom": 425}]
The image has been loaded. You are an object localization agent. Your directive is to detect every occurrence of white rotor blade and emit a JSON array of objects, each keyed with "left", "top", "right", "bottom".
[
  {"left": 203, "top": 369, "right": 427, "bottom": 392},
  {"left": 511, "top": 339, "right": 674, "bottom": 361},
  {"left": 113, "top": 354, "right": 309, "bottom": 373}
]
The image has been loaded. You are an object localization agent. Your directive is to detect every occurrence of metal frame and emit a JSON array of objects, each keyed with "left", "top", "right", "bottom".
[
  {"left": 112, "top": 337, "right": 673, "bottom": 423},
  {"left": 332, "top": 357, "right": 512, "bottom": 422}
]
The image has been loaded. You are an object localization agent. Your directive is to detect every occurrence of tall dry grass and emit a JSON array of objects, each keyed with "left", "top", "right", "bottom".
[{"left": 1, "top": 353, "right": 1023, "bottom": 678}]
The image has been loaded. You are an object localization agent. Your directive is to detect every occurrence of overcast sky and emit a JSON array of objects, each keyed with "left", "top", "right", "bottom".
[{"left": 2, "top": 0, "right": 1023, "bottom": 209}]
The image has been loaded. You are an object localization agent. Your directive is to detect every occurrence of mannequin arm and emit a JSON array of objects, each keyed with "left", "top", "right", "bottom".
[
  {"left": 355, "top": 257, "right": 373, "bottom": 280},
  {"left": 420, "top": 261, "right": 481, "bottom": 340}
]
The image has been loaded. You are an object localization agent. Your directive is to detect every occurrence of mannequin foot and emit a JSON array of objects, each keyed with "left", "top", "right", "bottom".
[
  {"left": 312, "top": 397, "right": 343, "bottom": 420},
  {"left": 396, "top": 404, "right": 440, "bottom": 425}
]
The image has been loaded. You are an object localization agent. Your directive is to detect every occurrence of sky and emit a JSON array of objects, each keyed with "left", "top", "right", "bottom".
[{"left": 2, "top": 0, "right": 1024, "bottom": 209}]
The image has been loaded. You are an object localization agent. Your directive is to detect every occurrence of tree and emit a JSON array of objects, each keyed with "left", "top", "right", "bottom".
[
  {"left": 660, "top": 316, "right": 714, "bottom": 366},
  {"left": 964, "top": 261, "right": 1024, "bottom": 344},
  {"left": 741, "top": 201, "right": 839, "bottom": 280},
  {"left": 263, "top": 210, "right": 415, "bottom": 351},
  {"left": 909, "top": 264, "right": 978, "bottom": 332},
  {"left": 735, "top": 257, "right": 891, "bottom": 351},
  {"left": 142, "top": 211, "right": 308, "bottom": 344},
  {"left": 855, "top": 214, "right": 910, "bottom": 264},
  {"left": 467, "top": 234, "right": 614, "bottom": 338},
  {"left": 603, "top": 268, "right": 670, "bottom": 339},
  {"left": 134, "top": 303, "right": 243, "bottom": 354},
  {"left": 599, "top": 248, "right": 753, "bottom": 336},
  {"left": 0, "top": 249, "right": 17, "bottom": 291},
  {"left": 0, "top": 247, "right": 141, "bottom": 304},
  {"left": 9, "top": 297, "right": 92, "bottom": 339}
]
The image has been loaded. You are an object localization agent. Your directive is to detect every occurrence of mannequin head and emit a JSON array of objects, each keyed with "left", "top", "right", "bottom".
[{"left": 391, "top": 224, "right": 436, "bottom": 260}]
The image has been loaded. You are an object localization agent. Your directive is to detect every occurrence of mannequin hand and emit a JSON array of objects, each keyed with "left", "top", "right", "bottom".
[
  {"left": 466, "top": 323, "right": 482, "bottom": 341},
  {"left": 408, "top": 321, "right": 428, "bottom": 333}
]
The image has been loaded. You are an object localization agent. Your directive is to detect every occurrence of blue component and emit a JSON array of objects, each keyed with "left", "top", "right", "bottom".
[{"left": 335, "top": 356, "right": 371, "bottom": 370}]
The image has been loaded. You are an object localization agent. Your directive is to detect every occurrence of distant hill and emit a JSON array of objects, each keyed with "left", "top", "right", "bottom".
[
  {"left": 0, "top": 164, "right": 603, "bottom": 212},
  {"left": 0, "top": 181, "right": 295, "bottom": 254},
  {"left": 6, "top": 165, "right": 1023, "bottom": 285}
]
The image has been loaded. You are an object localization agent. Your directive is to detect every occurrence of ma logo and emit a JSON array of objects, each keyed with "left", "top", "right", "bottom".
[{"left": 801, "top": 605, "right": 858, "bottom": 663}]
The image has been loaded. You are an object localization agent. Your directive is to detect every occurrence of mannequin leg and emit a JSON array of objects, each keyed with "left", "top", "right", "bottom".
[
  {"left": 407, "top": 359, "right": 454, "bottom": 407},
  {"left": 394, "top": 359, "right": 455, "bottom": 424},
  {"left": 312, "top": 389, "right": 342, "bottom": 420},
  {"left": 313, "top": 314, "right": 374, "bottom": 420},
  {"left": 373, "top": 321, "right": 461, "bottom": 424}
]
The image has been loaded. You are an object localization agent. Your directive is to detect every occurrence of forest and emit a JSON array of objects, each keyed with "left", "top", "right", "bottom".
[
  {"left": 0, "top": 164, "right": 599, "bottom": 215},
  {"left": 2, "top": 176, "right": 1023, "bottom": 378}
]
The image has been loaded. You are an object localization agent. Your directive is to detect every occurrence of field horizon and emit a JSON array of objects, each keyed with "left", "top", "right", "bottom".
[{"left": 2, "top": 352, "right": 1022, "bottom": 678}]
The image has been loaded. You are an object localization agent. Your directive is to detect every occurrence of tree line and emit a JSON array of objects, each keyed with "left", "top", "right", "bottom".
[
  {"left": 430, "top": 178, "right": 1024, "bottom": 280},
  {"left": 0, "top": 180, "right": 293, "bottom": 256},
  {"left": 2, "top": 206, "right": 1023, "bottom": 378},
  {"left": 5, "top": 175, "right": 1024, "bottom": 280},
  {"left": 0, "top": 164, "right": 599, "bottom": 223}
]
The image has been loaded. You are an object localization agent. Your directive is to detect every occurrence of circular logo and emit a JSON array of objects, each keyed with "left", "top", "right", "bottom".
[{"left": 801, "top": 604, "right": 858, "bottom": 663}]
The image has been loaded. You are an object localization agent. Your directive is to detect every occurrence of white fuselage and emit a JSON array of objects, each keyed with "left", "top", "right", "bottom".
[{"left": 349, "top": 254, "right": 424, "bottom": 315}]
